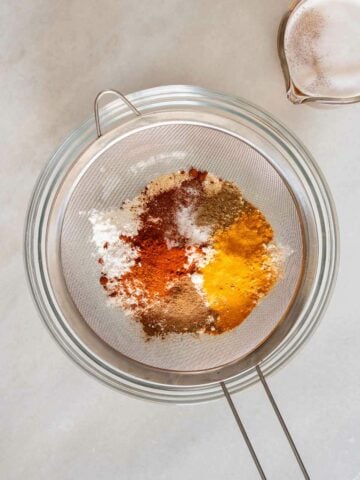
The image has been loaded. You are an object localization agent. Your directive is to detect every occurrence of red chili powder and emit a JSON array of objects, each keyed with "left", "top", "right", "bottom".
[
  {"left": 117, "top": 170, "right": 208, "bottom": 302},
  {"left": 120, "top": 240, "right": 190, "bottom": 299}
]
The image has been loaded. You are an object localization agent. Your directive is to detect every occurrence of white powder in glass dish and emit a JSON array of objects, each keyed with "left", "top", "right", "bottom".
[{"left": 284, "top": 0, "right": 360, "bottom": 98}]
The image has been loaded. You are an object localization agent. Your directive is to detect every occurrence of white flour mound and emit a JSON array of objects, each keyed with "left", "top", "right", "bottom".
[
  {"left": 284, "top": 0, "right": 360, "bottom": 98},
  {"left": 89, "top": 203, "right": 140, "bottom": 278}
]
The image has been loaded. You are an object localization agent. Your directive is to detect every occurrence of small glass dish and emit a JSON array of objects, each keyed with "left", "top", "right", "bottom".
[{"left": 278, "top": 0, "right": 360, "bottom": 105}]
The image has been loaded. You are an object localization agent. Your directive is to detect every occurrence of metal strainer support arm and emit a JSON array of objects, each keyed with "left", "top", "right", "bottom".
[
  {"left": 94, "top": 89, "right": 141, "bottom": 137},
  {"left": 222, "top": 365, "right": 310, "bottom": 479}
]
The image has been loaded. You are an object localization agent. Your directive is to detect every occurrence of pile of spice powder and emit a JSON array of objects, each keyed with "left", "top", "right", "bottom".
[{"left": 89, "top": 168, "right": 283, "bottom": 337}]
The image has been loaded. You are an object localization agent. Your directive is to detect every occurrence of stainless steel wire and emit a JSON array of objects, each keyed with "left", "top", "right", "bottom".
[
  {"left": 256, "top": 365, "right": 310, "bottom": 479},
  {"left": 222, "top": 367, "right": 310, "bottom": 479},
  {"left": 221, "top": 382, "right": 267, "bottom": 480}
]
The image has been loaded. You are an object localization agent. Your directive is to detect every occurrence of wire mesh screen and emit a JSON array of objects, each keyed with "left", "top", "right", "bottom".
[{"left": 60, "top": 123, "right": 303, "bottom": 371}]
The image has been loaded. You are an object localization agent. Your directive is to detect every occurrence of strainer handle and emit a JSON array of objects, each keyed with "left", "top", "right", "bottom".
[
  {"left": 94, "top": 89, "right": 141, "bottom": 138},
  {"left": 221, "top": 382, "right": 267, "bottom": 479},
  {"left": 221, "top": 365, "right": 311, "bottom": 479}
]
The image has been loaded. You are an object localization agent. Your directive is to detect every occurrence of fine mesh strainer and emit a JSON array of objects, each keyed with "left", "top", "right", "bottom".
[{"left": 25, "top": 86, "right": 338, "bottom": 479}]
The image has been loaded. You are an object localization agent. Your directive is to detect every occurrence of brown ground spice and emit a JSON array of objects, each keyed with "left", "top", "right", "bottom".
[
  {"left": 138, "top": 276, "right": 215, "bottom": 336},
  {"left": 196, "top": 181, "right": 244, "bottom": 231}
]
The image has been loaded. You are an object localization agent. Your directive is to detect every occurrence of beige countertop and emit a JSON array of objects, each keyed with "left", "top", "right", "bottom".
[{"left": 1, "top": 1, "right": 359, "bottom": 479}]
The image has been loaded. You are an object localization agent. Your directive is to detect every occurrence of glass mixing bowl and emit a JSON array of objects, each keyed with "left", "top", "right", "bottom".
[{"left": 25, "top": 85, "right": 338, "bottom": 403}]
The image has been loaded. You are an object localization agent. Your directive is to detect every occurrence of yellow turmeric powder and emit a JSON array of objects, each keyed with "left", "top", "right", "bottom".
[{"left": 202, "top": 203, "right": 279, "bottom": 333}]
